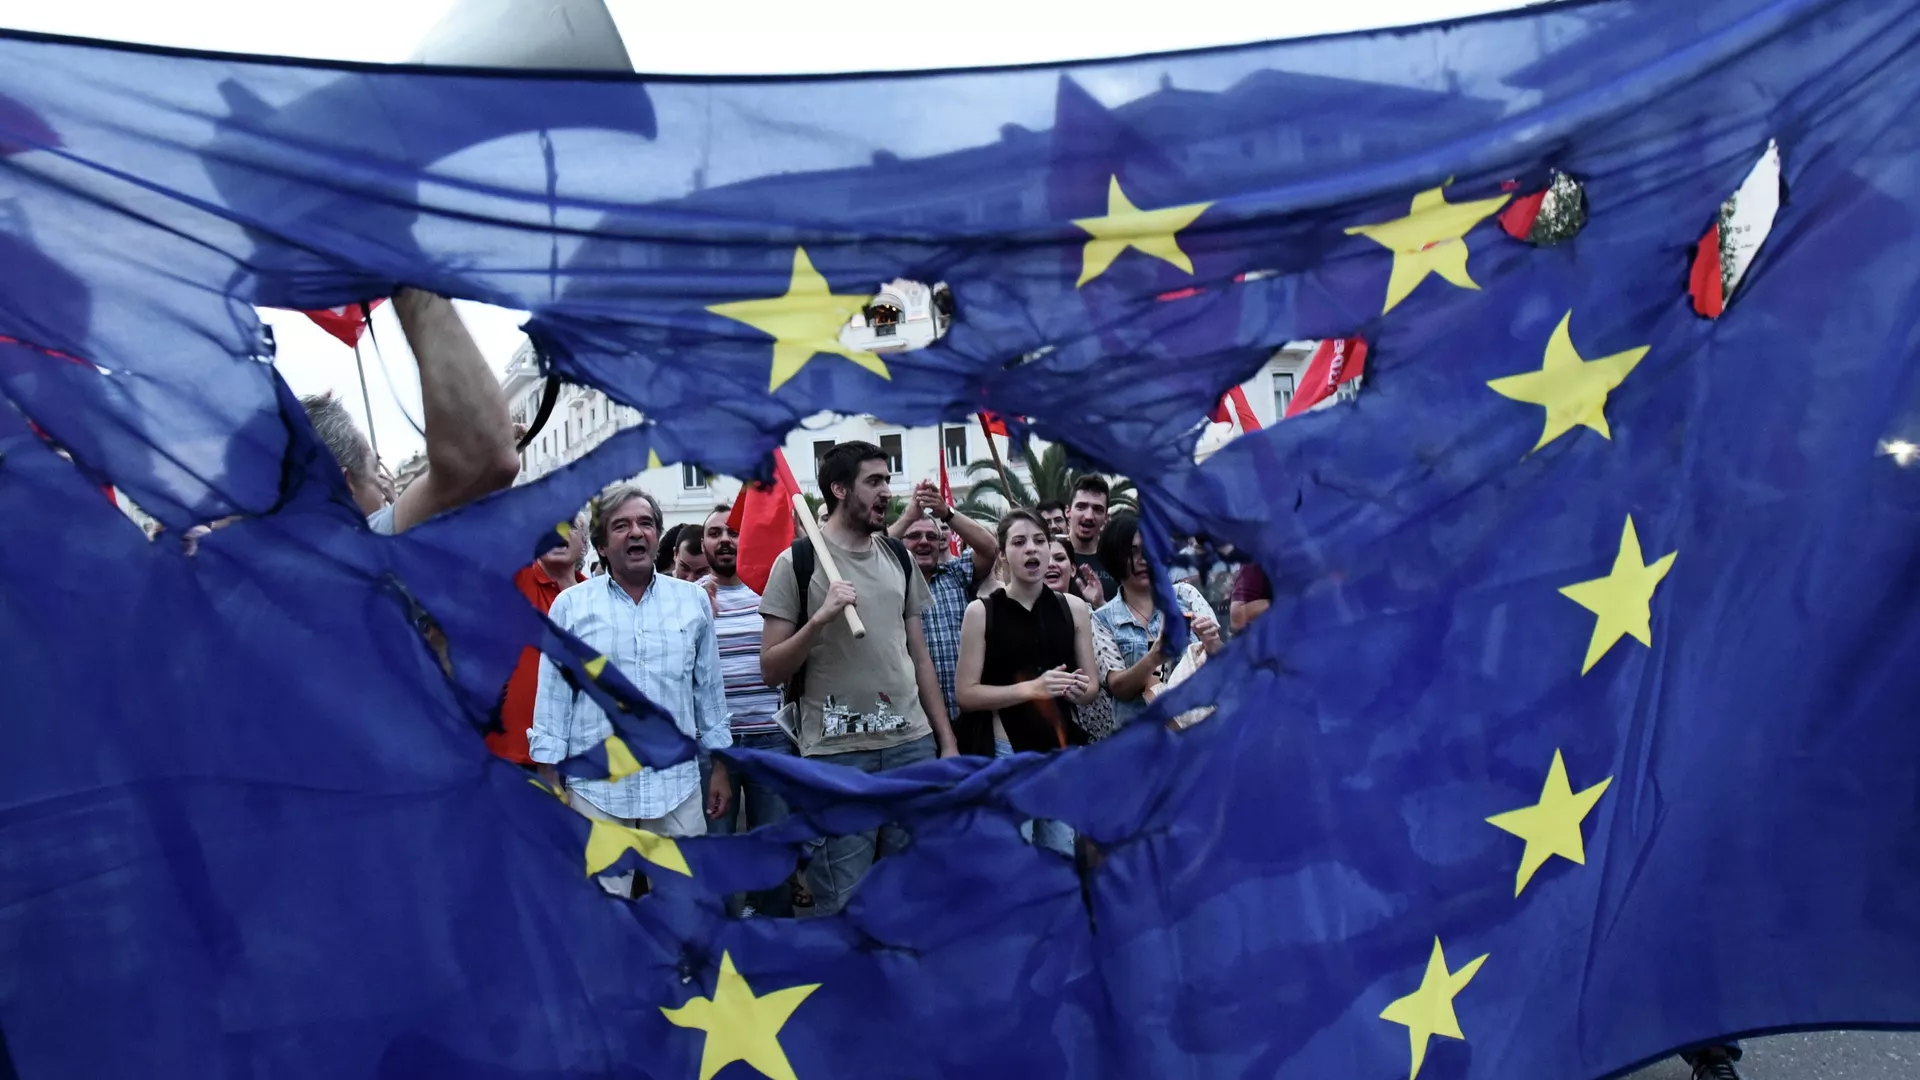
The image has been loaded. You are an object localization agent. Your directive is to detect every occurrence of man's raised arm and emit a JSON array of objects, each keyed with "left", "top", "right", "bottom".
[{"left": 386, "top": 288, "right": 520, "bottom": 533}]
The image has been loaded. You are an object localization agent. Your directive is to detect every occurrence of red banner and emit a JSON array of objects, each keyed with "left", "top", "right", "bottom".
[
  {"left": 727, "top": 448, "right": 803, "bottom": 595},
  {"left": 1209, "top": 386, "right": 1262, "bottom": 432},
  {"left": 1689, "top": 224, "right": 1725, "bottom": 318},
  {"left": 301, "top": 299, "right": 385, "bottom": 347},
  {"left": 1285, "top": 337, "right": 1369, "bottom": 419}
]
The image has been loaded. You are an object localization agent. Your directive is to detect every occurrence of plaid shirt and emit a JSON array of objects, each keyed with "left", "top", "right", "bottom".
[
  {"left": 920, "top": 557, "right": 976, "bottom": 720},
  {"left": 530, "top": 574, "right": 731, "bottom": 820}
]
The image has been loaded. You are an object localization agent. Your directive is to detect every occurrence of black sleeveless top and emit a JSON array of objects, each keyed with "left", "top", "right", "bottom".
[{"left": 961, "top": 588, "right": 1087, "bottom": 756}]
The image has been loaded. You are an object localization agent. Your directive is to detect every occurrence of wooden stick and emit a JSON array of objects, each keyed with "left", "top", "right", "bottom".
[{"left": 791, "top": 492, "right": 866, "bottom": 639}]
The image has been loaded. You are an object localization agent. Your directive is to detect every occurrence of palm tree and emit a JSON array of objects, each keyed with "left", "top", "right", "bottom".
[
  {"left": 955, "top": 442, "right": 1136, "bottom": 522},
  {"left": 801, "top": 491, "right": 910, "bottom": 527}
]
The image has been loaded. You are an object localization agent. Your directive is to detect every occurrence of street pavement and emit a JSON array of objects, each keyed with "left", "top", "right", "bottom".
[{"left": 1622, "top": 1030, "right": 1920, "bottom": 1080}]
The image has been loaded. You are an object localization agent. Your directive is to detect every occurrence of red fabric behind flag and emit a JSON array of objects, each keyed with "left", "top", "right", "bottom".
[
  {"left": 728, "top": 448, "right": 802, "bottom": 594},
  {"left": 1210, "top": 386, "right": 1262, "bottom": 432},
  {"left": 301, "top": 299, "right": 385, "bottom": 347},
  {"left": 1500, "top": 189, "right": 1547, "bottom": 239},
  {"left": 978, "top": 412, "right": 1010, "bottom": 436},
  {"left": 1285, "top": 337, "right": 1369, "bottom": 419},
  {"left": 1689, "top": 224, "right": 1725, "bottom": 318}
]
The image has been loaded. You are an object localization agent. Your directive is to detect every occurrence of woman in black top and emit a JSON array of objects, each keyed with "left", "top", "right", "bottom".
[{"left": 955, "top": 510, "right": 1100, "bottom": 856}]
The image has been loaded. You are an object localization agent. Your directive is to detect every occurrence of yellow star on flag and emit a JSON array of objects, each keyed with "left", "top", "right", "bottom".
[
  {"left": 585, "top": 819, "right": 691, "bottom": 878},
  {"left": 648, "top": 449, "right": 665, "bottom": 470},
  {"left": 583, "top": 654, "right": 609, "bottom": 680},
  {"left": 1487, "top": 312, "right": 1649, "bottom": 453},
  {"left": 1380, "top": 937, "right": 1488, "bottom": 1080},
  {"left": 603, "top": 735, "right": 642, "bottom": 781},
  {"left": 662, "top": 951, "right": 820, "bottom": 1080},
  {"left": 1073, "top": 175, "right": 1213, "bottom": 287},
  {"left": 1345, "top": 183, "right": 1510, "bottom": 314},
  {"left": 1485, "top": 750, "right": 1613, "bottom": 896},
  {"left": 707, "top": 247, "right": 888, "bottom": 393},
  {"left": 1559, "top": 515, "right": 1676, "bottom": 675}
]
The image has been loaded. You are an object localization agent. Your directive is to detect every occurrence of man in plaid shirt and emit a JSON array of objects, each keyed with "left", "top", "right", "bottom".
[{"left": 889, "top": 480, "right": 999, "bottom": 721}]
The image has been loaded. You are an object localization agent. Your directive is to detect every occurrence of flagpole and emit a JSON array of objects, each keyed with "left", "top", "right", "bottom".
[
  {"left": 351, "top": 340, "right": 381, "bottom": 462},
  {"left": 976, "top": 413, "right": 1020, "bottom": 508}
]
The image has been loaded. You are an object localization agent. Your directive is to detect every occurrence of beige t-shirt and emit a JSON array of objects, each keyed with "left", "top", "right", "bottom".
[{"left": 760, "top": 534, "right": 934, "bottom": 757}]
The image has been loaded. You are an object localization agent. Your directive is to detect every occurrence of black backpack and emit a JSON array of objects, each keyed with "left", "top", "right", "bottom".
[{"left": 785, "top": 535, "right": 915, "bottom": 703}]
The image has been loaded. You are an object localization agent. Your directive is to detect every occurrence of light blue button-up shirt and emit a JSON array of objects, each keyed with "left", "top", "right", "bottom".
[
  {"left": 1093, "top": 581, "right": 1216, "bottom": 732},
  {"left": 530, "top": 573, "right": 731, "bottom": 820}
]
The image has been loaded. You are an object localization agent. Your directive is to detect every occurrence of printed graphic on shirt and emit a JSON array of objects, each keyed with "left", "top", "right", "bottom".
[{"left": 820, "top": 692, "right": 911, "bottom": 740}]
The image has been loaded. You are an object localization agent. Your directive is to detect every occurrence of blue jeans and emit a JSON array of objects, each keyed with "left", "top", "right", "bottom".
[
  {"left": 706, "top": 730, "right": 795, "bottom": 917},
  {"left": 802, "top": 734, "right": 936, "bottom": 918},
  {"left": 994, "top": 739, "right": 1076, "bottom": 858}
]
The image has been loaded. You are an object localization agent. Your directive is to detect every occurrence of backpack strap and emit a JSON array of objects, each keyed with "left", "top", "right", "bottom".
[
  {"left": 783, "top": 535, "right": 914, "bottom": 704},
  {"left": 878, "top": 535, "right": 915, "bottom": 614},
  {"left": 790, "top": 537, "right": 816, "bottom": 619},
  {"left": 785, "top": 538, "right": 816, "bottom": 704}
]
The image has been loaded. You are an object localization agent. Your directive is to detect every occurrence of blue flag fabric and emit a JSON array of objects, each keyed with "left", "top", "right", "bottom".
[{"left": 4, "top": 1, "right": 1920, "bottom": 1076}]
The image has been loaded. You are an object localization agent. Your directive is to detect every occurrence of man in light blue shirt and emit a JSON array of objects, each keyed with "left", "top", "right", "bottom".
[{"left": 531, "top": 485, "right": 732, "bottom": 895}]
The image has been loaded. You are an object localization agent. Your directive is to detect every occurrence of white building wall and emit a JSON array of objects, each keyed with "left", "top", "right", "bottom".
[{"left": 502, "top": 341, "right": 1323, "bottom": 527}]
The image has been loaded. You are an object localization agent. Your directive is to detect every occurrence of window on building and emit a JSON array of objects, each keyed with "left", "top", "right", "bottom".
[
  {"left": 879, "top": 432, "right": 905, "bottom": 477},
  {"left": 943, "top": 426, "right": 968, "bottom": 469},
  {"left": 681, "top": 464, "right": 711, "bottom": 490},
  {"left": 1272, "top": 371, "right": 1297, "bottom": 417},
  {"left": 812, "top": 439, "right": 835, "bottom": 475}
]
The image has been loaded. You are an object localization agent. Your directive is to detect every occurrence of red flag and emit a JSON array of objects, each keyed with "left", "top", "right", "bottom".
[
  {"left": 1689, "top": 223, "right": 1725, "bottom": 318},
  {"left": 301, "top": 299, "right": 385, "bottom": 347},
  {"left": 937, "top": 441, "right": 962, "bottom": 557},
  {"left": 978, "top": 411, "right": 1010, "bottom": 436},
  {"left": 728, "top": 448, "right": 803, "bottom": 595},
  {"left": 1208, "top": 386, "right": 1262, "bottom": 432},
  {"left": 1500, "top": 188, "right": 1547, "bottom": 239},
  {"left": 1285, "top": 337, "right": 1369, "bottom": 419}
]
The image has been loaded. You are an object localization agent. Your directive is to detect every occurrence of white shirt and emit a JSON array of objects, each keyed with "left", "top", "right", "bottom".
[{"left": 530, "top": 573, "right": 731, "bottom": 819}]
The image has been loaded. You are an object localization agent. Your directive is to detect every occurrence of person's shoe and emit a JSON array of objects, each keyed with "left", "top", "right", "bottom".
[{"left": 1689, "top": 1047, "right": 1742, "bottom": 1080}]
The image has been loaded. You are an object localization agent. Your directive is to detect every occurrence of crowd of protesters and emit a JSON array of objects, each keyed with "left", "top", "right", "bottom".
[
  {"left": 293, "top": 291, "right": 1750, "bottom": 1080},
  {"left": 293, "top": 291, "right": 1271, "bottom": 917}
]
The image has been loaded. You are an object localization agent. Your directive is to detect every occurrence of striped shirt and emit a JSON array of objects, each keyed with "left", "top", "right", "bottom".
[
  {"left": 712, "top": 581, "right": 781, "bottom": 734},
  {"left": 530, "top": 573, "right": 731, "bottom": 820}
]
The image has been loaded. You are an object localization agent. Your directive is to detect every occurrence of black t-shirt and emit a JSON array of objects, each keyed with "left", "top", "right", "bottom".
[
  {"left": 972, "top": 589, "right": 1087, "bottom": 754},
  {"left": 1070, "top": 550, "right": 1118, "bottom": 603}
]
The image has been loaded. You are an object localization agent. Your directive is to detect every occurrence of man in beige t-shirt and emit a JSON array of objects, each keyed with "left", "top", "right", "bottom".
[{"left": 761, "top": 441, "right": 957, "bottom": 917}]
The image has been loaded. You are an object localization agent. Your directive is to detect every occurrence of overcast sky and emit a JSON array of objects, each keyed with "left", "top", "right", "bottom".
[{"left": 0, "top": 0, "right": 1527, "bottom": 467}]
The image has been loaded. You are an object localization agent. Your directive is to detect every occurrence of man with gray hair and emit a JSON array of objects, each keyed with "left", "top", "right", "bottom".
[
  {"left": 531, "top": 484, "right": 732, "bottom": 896},
  {"left": 299, "top": 288, "right": 519, "bottom": 535}
]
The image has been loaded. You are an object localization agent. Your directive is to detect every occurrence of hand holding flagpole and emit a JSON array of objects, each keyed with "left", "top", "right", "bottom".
[{"left": 791, "top": 492, "right": 866, "bottom": 640}]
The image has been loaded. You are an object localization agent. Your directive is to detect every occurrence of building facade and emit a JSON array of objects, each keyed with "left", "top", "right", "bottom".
[{"left": 503, "top": 340, "right": 1323, "bottom": 527}]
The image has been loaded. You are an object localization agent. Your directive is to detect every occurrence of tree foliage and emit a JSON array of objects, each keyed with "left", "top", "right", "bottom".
[{"left": 954, "top": 442, "right": 1136, "bottom": 522}]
